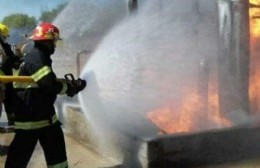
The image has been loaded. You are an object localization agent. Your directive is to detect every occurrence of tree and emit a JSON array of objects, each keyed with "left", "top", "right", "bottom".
[
  {"left": 2, "top": 13, "right": 36, "bottom": 28},
  {"left": 39, "top": 3, "right": 68, "bottom": 22}
]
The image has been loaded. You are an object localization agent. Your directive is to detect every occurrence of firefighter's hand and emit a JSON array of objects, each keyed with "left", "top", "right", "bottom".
[{"left": 66, "top": 78, "right": 87, "bottom": 97}]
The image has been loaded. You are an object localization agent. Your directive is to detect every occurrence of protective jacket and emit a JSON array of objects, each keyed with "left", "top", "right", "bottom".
[
  {"left": 0, "top": 40, "right": 8, "bottom": 63},
  {"left": 0, "top": 40, "right": 8, "bottom": 102},
  {"left": 13, "top": 43, "right": 67, "bottom": 129}
]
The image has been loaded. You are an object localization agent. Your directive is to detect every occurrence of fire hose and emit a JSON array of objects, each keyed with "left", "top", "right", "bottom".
[
  {"left": 0, "top": 73, "right": 82, "bottom": 84},
  {"left": 0, "top": 74, "right": 86, "bottom": 97},
  {"left": 0, "top": 76, "right": 33, "bottom": 83}
]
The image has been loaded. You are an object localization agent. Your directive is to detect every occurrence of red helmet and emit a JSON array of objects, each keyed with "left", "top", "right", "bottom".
[{"left": 30, "top": 22, "right": 61, "bottom": 41}]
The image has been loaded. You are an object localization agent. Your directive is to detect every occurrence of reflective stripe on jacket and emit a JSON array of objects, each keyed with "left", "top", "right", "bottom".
[
  {"left": 31, "top": 65, "right": 51, "bottom": 82},
  {"left": 15, "top": 114, "right": 58, "bottom": 130},
  {"left": 13, "top": 65, "right": 52, "bottom": 89},
  {"left": 14, "top": 66, "right": 67, "bottom": 93}
]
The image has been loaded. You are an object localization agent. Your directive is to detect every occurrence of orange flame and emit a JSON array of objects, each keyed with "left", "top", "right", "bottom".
[
  {"left": 147, "top": 1, "right": 260, "bottom": 134},
  {"left": 147, "top": 80, "right": 231, "bottom": 134},
  {"left": 250, "top": 0, "right": 260, "bottom": 37},
  {"left": 249, "top": 0, "right": 260, "bottom": 113}
]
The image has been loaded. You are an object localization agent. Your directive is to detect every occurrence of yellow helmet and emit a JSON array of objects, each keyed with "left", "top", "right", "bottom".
[{"left": 0, "top": 23, "right": 9, "bottom": 37}]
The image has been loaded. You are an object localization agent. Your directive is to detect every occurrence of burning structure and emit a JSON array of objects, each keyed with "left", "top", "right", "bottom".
[{"left": 52, "top": 0, "right": 260, "bottom": 167}]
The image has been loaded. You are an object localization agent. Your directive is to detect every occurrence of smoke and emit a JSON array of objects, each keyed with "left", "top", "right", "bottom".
[
  {"left": 52, "top": 0, "right": 254, "bottom": 166},
  {"left": 79, "top": 0, "right": 220, "bottom": 137},
  {"left": 52, "top": 0, "right": 127, "bottom": 76},
  {"left": 76, "top": 1, "right": 226, "bottom": 165},
  {"left": 52, "top": 0, "right": 130, "bottom": 162}
]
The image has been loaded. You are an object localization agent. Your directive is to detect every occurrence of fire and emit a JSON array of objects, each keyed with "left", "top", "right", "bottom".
[
  {"left": 147, "top": 80, "right": 231, "bottom": 134},
  {"left": 250, "top": 0, "right": 260, "bottom": 37},
  {"left": 147, "top": 91, "right": 200, "bottom": 134},
  {"left": 250, "top": 0, "right": 260, "bottom": 5},
  {"left": 147, "top": 0, "right": 260, "bottom": 134},
  {"left": 249, "top": 0, "right": 260, "bottom": 113}
]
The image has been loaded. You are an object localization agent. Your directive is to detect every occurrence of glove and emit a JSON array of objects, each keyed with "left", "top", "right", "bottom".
[{"left": 66, "top": 78, "right": 87, "bottom": 97}]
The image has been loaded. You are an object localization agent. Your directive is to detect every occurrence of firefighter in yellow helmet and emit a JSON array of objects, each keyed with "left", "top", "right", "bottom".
[
  {"left": 0, "top": 23, "right": 9, "bottom": 156},
  {"left": 0, "top": 23, "right": 22, "bottom": 128},
  {"left": 5, "top": 22, "right": 86, "bottom": 168},
  {"left": 0, "top": 23, "right": 10, "bottom": 109},
  {"left": 0, "top": 23, "right": 22, "bottom": 156}
]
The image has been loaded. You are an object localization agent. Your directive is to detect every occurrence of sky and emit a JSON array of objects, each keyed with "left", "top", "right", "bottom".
[{"left": 0, "top": 0, "right": 69, "bottom": 20}]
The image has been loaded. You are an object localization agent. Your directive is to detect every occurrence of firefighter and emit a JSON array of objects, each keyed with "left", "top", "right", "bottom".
[
  {"left": 0, "top": 23, "right": 22, "bottom": 155},
  {"left": 0, "top": 23, "right": 21, "bottom": 128},
  {"left": 5, "top": 22, "right": 86, "bottom": 168},
  {"left": 0, "top": 23, "right": 9, "bottom": 156}
]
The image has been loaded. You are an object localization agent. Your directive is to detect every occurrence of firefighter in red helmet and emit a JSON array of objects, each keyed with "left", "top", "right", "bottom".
[{"left": 5, "top": 22, "right": 86, "bottom": 168}]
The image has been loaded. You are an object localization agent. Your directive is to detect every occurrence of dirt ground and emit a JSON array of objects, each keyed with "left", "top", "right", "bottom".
[
  {"left": 0, "top": 132, "right": 120, "bottom": 168},
  {"left": 2, "top": 132, "right": 260, "bottom": 168}
]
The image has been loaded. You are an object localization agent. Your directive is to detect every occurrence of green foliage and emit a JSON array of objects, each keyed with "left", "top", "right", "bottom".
[
  {"left": 1, "top": 2, "right": 68, "bottom": 28},
  {"left": 39, "top": 3, "right": 68, "bottom": 22},
  {"left": 2, "top": 13, "right": 36, "bottom": 28}
]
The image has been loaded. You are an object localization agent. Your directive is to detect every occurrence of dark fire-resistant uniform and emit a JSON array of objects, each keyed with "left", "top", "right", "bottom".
[{"left": 5, "top": 43, "right": 68, "bottom": 168}]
